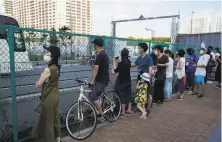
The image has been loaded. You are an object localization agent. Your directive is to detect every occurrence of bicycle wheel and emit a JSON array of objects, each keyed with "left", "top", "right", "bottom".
[
  {"left": 66, "top": 101, "right": 97, "bottom": 140},
  {"left": 102, "top": 91, "right": 121, "bottom": 122}
]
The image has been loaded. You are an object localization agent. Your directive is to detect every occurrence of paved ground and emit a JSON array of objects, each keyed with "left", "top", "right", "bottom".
[{"left": 65, "top": 84, "right": 221, "bottom": 142}]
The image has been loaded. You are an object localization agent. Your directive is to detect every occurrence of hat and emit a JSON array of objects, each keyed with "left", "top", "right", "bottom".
[
  {"left": 92, "top": 37, "right": 104, "bottom": 47},
  {"left": 140, "top": 73, "right": 150, "bottom": 82},
  {"left": 43, "top": 45, "right": 61, "bottom": 58}
]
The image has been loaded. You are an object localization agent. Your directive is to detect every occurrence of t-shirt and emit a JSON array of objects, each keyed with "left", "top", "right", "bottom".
[
  {"left": 195, "top": 54, "right": 210, "bottom": 77},
  {"left": 135, "top": 54, "right": 153, "bottom": 73},
  {"left": 156, "top": 54, "right": 169, "bottom": 80},
  {"left": 166, "top": 57, "right": 174, "bottom": 78},
  {"left": 186, "top": 54, "right": 199, "bottom": 70},
  {"left": 150, "top": 52, "right": 157, "bottom": 65},
  {"left": 175, "top": 57, "right": 186, "bottom": 79},
  {"left": 114, "top": 59, "right": 131, "bottom": 84},
  {"left": 94, "top": 50, "right": 110, "bottom": 85}
]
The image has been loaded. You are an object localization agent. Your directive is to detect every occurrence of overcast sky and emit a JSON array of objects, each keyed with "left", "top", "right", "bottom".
[{"left": 92, "top": 0, "right": 221, "bottom": 37}]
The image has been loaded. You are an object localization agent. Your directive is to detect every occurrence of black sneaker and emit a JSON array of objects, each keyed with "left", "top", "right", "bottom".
[
  {"left": 197, "top": 94, "right": 204, "bottom": 98},
  {"left": 214, "top": 85, "right": 221, "bottom": 89},
  {"left": 157, "top": 101, "right": 163, "bottom": 105}
]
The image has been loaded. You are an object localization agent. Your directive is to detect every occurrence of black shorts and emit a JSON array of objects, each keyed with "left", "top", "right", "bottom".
[{"left": 89, "top": 82, "right": 106, "bottom": 101}]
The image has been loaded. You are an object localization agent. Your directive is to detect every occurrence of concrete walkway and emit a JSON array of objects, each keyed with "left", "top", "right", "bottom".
[{"left": 65, "top": 84, "right": 221, "bottom": 142}]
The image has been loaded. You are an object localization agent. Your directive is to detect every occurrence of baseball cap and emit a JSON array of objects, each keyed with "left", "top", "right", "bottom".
[
  {"left": 92, "top": 37, "right": 104, "bottom": 47},
  {"left": 43, "top": 44, "right": 61, "bottom": 58}
]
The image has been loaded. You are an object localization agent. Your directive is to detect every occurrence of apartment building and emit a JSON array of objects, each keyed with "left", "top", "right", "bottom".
[
  {"left": 11, "top": 0, "right": 92, "bottom": 34},
  {"left": 216, "top": 14, "right": 222, "bottom": 32},
  {"left": 2, "top": 0, "right": 13, "bottom": 15},
  {"left": 188, "top": 17, "right": 212, "bottom": 34}
]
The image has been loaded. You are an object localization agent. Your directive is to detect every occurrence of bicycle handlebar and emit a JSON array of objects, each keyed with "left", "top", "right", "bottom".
[{"left": 75, "top": 79, "right": 94, "bottom": 88}]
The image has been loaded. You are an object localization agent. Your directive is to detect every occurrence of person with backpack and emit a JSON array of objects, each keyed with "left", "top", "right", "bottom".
[{"left": 186, "top": 48, "right": 199, "bottom": 95}]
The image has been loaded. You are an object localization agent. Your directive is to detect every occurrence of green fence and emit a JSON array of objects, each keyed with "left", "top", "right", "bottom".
[{"left": 0, "top": 25, "right": 213, "bottom": 142}]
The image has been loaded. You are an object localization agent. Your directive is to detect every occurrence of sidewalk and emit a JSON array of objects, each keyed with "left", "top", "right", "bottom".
[{"left": 66, "top": 84, "right": 221, "bottom": 142}]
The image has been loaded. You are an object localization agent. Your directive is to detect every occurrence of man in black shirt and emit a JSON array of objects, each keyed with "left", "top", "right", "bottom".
[
  {"left": 153, "top": 45, "right": 169, "bottom": 105},
  {"left": 90, "top": 37, "right": 110, "bottom": 117}
]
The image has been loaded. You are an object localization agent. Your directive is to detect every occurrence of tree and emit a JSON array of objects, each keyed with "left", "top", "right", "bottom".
[
  {"left": 40, "top": 29, "right": 48, "bottom": 43},
  {"left": 59, "top": 26, "right": 71, "bottom": 63},
  {"left": 128, "top": 36, "right": 171, "bottom": 42},
  {"left": 49, "top": 27, "right": 58, "bottom": 45}
]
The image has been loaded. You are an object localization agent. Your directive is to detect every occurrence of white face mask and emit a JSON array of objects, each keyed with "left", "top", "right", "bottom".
[
  {"left": 44, "top": 55, "right": 51, "bottom": 62},
  {"left": 200, "top": 50, "right": 204, "bottom": 55},
  {"left": 154, "top": 50, "right": 158, "bottom": 55}
]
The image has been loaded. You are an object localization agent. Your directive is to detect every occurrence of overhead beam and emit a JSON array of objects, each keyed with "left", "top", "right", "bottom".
[{"left": 112, "top": 15, "right": 180, "bottom": 24}]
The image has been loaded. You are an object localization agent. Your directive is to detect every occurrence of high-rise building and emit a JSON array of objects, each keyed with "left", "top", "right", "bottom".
[
  {"left": 188, "top": 17, "right": 212, "bottom": 34},
  {"left": 11, "top": 0, "right": 92, "bottom": 34},
  {"left": 2, "top": 0, "right": 13, "bottom": 15},
  {"left": 216, "top": 14, "right": 222, "bottom": 32}
]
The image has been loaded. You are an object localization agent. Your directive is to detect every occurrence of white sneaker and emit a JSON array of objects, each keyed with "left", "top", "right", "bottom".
[
  {"left": 207, "top": 81, "right": 213, "bottom": 84},
  {"left": 188, "top": 91, "right": 193, "bottom": 95}
]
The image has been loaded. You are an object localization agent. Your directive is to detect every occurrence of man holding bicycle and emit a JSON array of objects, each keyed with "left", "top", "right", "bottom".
[{"left": 90, "top": 37, "right": 110, "bottom": 118}]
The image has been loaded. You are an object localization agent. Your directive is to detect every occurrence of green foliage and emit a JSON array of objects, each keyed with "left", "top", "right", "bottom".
[
  {"left": 49, "top": 27, "right": 59, "bottom": 45},
  {"left": 129, "top": 36, "right": 171, "bottom": 42}
]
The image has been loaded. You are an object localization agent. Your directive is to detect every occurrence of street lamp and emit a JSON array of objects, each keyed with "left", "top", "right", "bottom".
[
  {"left": 145, "top": 28, "right": 155, "bottom": 40},
  {"left": 190, "top": 11, "right": 194, "bottom": 34}
]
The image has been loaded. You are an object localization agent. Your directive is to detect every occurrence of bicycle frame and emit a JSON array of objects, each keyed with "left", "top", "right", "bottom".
[{"left": 77, "top": 83, "right": 116, "bottom": 120}]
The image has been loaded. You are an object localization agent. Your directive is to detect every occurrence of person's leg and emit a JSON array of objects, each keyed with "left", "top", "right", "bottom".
[
  {"left": 169, "top": 78, "right": 173, "bottom": 100},
  {"left": 121, "top": 104, "right": 126, "bottom": 115},
  {"left": 177, "top": 78, "right": 185, "bottom": 100},
  {"left": 153, "top": 80, "right": 159, "bottom": 103},
  {"left": 137, "top": 104, "right": 146, "bottom": 119},
  {"left": 54, "top": 101, "right": 61, "bottom": 142},
  {"left": 164, "top": 78, "right": 170, "bottom": 101},
  {"left": 159, "top": 80, "right": 165, "bottom": 103},
  {"left": 197, "top": 76, "right": 205, "bottom": 98},
  {"left": 126, "top": 102, "right": 132, "bottom": 113}
]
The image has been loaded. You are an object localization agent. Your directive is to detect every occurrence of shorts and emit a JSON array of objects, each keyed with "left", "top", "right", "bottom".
[
  {"left": 195, "top": 75, "right": 205, "bottom": 83},
  {"left": 89, "top": 82, "right": 106, "bottom": 101}
]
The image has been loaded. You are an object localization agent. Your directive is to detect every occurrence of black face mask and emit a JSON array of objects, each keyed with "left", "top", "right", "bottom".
[{"left": 187, "top": 52, "right": 192, "bottom": 55}]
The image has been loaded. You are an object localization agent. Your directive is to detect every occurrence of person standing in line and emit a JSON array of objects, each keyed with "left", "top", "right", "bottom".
[
  {"left": 175, "top": 49, "right": 186, "bottom": 100},
  {"left": 131, "top": 43, "right": 153, "bottom": 115},
  {"left": 32, "top": 45, "right": 61, "bottom": 142},
  {"left": 205, "top": 46, "right": 216, "bottom": 84},
  {"left": 113, "top": 48, "right": 132, "bottom": 116},
  {"left": 150, "top": 47, "right": 157, "bottom": 66},
  {"left": 193, "top": 47, "right": 210, "bottom": 98},
  {"left": 153, "top": 45, "right": 169, "bottom": 105},
  {"left": 157, "top": 49, "right": 174, "bottom": 101},
  {"left": 214, "top": 48, "right": 221, "bottom": 89},
  {"left": 186, "top": 48, "right": 199, "bottom": 95}
]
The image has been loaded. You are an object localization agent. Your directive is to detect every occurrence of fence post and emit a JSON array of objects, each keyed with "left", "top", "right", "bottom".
[
  {"left": 8, "top": 26, "right": 18, "bottom": 142},
  {"left": 148, "top": 41, "right": 151, "bottom": 54}
]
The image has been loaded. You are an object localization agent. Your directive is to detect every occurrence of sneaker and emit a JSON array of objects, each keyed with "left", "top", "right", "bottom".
[
  {"left": 188, "top": 91, "right": 194, "bottom": 95},
  {"left": 197, "top": 94, "right": 204, "bottom": 98},
  {"left": 207, "top": 81, "right": 213, "bottom": 84},
  {"left": 157, "top": 101, "right": 163, "bottom": 105},
  {"left": 177, "top": 96, "right": 184, "bottom": 100},
  {"left": 214, "top": 85, "right": 221, "bottom": 89},
  {"left": 97, "top": 114, "right": 105, "bottom": 123}
]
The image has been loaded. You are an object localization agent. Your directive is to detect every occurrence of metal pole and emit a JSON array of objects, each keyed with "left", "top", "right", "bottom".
[
  {"left": 8, "top": 26, "right": 18, "bottom": 142},
  {"left": 190, "top": 11, "right": 194, "bottom": 34},
  {"left": 112, "top": 22, "right": 116, "bottom": 37}
]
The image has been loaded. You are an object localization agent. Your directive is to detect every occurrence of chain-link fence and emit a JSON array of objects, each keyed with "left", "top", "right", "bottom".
[{"left": 0, "top": 25, "right": 216, "bottom": 142}]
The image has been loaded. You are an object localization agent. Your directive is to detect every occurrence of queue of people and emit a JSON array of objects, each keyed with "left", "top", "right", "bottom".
[
  {"left": 32, "top": 37, "right": 221, "bottom": 141},
  {"left": 113, "top": 42, "right": 221, "bottom": 120}
]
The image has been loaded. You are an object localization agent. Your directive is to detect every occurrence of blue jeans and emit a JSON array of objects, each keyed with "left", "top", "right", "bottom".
[{"left": 164, "top": 77, "right": 173, "bottom": 99}]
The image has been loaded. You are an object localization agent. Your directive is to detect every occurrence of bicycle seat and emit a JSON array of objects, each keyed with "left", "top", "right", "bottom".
[{"left": 76, "top": 79, "right": 87, "bottom": 84}]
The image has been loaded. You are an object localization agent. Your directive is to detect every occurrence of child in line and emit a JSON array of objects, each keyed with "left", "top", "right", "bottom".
[{"left": 134, "top": 73, "right": 150, "bottom": 119}]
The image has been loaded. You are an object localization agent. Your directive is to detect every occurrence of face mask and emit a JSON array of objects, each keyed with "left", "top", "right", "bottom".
[
  {"left": 154, "top": 50, "right": 158, "bottom": 55},
  {"left": 200, "top": 50, "right": 204, "bottom": 55},
  {"left": 44, "top": 55, "right": 51, "bottom": 62}
]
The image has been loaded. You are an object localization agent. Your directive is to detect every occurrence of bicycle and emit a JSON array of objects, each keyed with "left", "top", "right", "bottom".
[{"left": 65, "top": 79, "right": 121, "bottom": 140}]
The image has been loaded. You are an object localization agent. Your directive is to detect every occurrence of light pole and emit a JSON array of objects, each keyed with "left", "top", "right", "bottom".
[
  {"left": 145, "top": 28, "right": 155, "bottom": 40},
  {"left": 190, "top": 11, "right": 194, "bottom": 34}
]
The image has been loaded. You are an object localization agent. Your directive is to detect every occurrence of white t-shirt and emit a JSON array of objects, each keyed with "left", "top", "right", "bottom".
[
  {"left": 166, "top": 57, "right": 174, "bottom": 78},
  {"left": 211, "top": 52, "right": 215, "bottom": 60},
  {"left": 175, "top": 57, "right": 186, "bottom": 79},
  {"left": 195, "top": 54, "right": 210, "bottom": 77}
]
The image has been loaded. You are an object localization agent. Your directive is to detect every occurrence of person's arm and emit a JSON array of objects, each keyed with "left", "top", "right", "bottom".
[
  {"left": 136, "top": 81, "right": 143, "bottom": 89},
  {"left": 91, "top": 55, "right": 101, "bottom": 84},
  {"left": 36, "top": 68, "right": 50, "bottom": 88},
  {"left": 157, "top": 63, "right": 168, "bottom": 67},
  {"left": 131, "top": 57, "right": 138, "bottom": 67},
  {"left": 197, "top": 55, "right": 210, "bottom": 68},
  {"left": 112, "top": 57, "right": 117, "bottom": 71},
  {"left": 147, "top": 55, "right": 153, "bottom": 76}
]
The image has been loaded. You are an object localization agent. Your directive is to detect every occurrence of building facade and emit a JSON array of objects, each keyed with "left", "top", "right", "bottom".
[
  {"left": 188, "top": 17, "right": 212, "bottom": 34},
  {"left": 8, "top": 0, "right": 91, "bottom": 34},
  {"left": 216, "top": 14, "right": 222, "bottom": 32},
  {"left": 2, "top": 0, "right": 13, "bottom": 15}
]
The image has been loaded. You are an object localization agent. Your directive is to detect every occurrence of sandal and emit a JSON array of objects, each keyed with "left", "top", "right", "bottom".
[{"left": 126, "top": 111, "right": 132, "bottom": 114}]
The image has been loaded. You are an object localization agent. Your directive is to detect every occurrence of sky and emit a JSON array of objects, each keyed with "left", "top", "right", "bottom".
[{"left": 91, "top": 0, "right": 221, "bottom": 38}]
